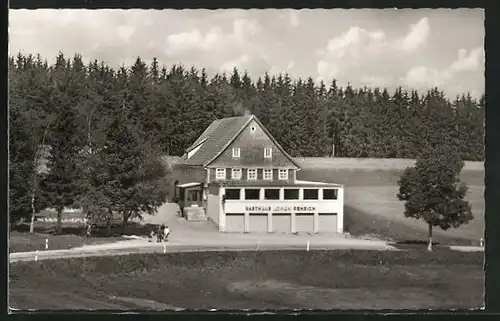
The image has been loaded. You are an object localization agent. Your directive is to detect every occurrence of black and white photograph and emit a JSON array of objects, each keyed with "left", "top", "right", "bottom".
[{"left": 8, "top": 8, "right": 485, "bottom": 311}]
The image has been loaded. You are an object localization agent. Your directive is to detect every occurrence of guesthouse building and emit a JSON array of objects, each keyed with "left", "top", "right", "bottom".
[{"left": 172, "top": 115, "right": 344, "bottom": 234}]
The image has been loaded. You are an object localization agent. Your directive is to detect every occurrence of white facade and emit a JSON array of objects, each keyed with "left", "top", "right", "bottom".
[{"left": 218, "top": 186, "right": 344, "bottom": 234}]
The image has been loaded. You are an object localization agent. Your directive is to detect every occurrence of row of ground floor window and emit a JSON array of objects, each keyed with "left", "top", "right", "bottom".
[{"left": 223, "top": 212, "right": 339, "bottom": 234}]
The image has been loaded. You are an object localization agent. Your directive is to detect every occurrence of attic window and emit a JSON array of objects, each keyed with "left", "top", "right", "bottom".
[
  {"left": 264, "top": 147, "right": 272, "bottom": 158},
  {"left": 251, "top": 126, "right": 256, "bottom": 132},
  {"left": 232, "top": 148, "right": 240, "bottom": 158}
]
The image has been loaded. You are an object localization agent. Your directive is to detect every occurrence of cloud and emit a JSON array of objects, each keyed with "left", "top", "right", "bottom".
[
  {"left": 324, "top": 26, "right": 388, "bottom": 61},
  {"left": 449, "top": 47, "right": 484, "bottom": 72},
  {"left": 289, "top": 10, "right": 300, "bottom": 27},
  {"left": 117, "top": 25, "right": 135, "bottom": 41},
  {"left": 402, "top": 66, "right": 446, "bottom": 88},
  {"left": 315, "top": 17, "right": 434, "bottom": 85},
  {"left": 402, "top": 46, "right": 485, "bottom": 91},
  {"left": 233, "top": 18, "right": 262, "bottom": 43},
  {"left": 401, "top": 17, "right": 430, "bottom": 52},
  {"left": 360, "top": 75, "right": 394, "bottom": 88},
  {"left": 287, "top": 61, "right": 295, "bottom": 69},
  {"left": 317, "top": 59, "right": 340, "bottom": 81},
  {"left": 165, "top": 18, "right": 261, "bottom": 56},
  {"left": 166, "top": 28, "right": 222, "bottom": 53},
  {"left": 315, "top": 25, "right": 389, "bottom": 81},
  {"left": 220, "top": 54, "right": 250, "bottom": 72}
]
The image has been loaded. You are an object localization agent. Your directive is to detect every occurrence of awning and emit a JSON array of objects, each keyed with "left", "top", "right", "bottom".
[{"left": 177, "top": 182, "right": 202, "bottom": 188}]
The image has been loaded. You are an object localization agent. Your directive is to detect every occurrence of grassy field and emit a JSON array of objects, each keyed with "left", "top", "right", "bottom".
[
  {"left": 297, "top": 162, "right": 484, "bottom": 245},
  {"left": 9, "top": 249, "right": 484, "bottom": 310}
]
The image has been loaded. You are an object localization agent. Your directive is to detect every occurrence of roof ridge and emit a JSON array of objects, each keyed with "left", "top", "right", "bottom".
[{"left": 220, "top": 115, "right": 252, "bottom": 120}]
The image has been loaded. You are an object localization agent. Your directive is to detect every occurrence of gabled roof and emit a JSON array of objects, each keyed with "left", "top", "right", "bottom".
[
  {"left": 179, "top": 116, "right": 253, "bottom": 166},
  {"left": 179, "top": 115, "right": 300, "bottom": 169},
  {"left": 185, "top": 119, "right": 223, "bottom": 153}
]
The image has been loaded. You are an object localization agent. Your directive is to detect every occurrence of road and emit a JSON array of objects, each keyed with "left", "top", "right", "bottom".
[{"left": 9, "top": 237, "right": 397, "bottom": 263}]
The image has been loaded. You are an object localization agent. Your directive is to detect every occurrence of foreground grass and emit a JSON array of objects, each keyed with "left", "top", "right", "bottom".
[{"left": 9, "top": 249, "right": 484, "bottom": 310}]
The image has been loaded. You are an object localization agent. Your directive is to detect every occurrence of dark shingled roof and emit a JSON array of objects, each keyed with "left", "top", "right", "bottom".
[
  {"left": 180, "top": 116, "right": 253, "bottom": 166},
  {"left": 185, "top": 119, "right": 223, "bottom": 153},
  {"left": 178, "top": 115, "right": 301, "bottom": 169}
]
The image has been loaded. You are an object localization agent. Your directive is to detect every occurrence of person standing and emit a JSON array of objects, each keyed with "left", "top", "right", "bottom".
[{"left": 157, "top": 224, "right": 165, "bottom": 242}]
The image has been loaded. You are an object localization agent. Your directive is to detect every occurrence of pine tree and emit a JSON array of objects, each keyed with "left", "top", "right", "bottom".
[
  {"left": 41, "top": 53, "right": 81, "bottom": 234},
  {"left": 9, "top": 53, "right": 53, "bottom": 230},
  {"left": 92, "top": 115, "right": 168, "bottom": 231}
]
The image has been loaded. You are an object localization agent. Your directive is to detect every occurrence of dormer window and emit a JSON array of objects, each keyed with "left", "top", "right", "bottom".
[
  {"left": 232, "top": 147, "right": 240, "bottom": 158},
  {"left": 279, "top": 169, "right": 288, "bottom": 180},
  {"left": 264, "top": 147, "right": 272, "bottom": 158}
]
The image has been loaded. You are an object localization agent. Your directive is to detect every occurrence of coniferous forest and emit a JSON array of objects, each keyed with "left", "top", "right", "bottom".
[{"left": 9, "top": 52, "right": 485, "bottom": 226}]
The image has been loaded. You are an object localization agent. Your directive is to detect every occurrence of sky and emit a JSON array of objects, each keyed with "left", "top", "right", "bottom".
[{"left": 9, "top": 8, "right": 484, "bottom": 99}]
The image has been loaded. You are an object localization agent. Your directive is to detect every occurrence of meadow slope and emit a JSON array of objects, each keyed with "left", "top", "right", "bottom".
[
  {"left": 295, "top": 158, "right": 485, "bottom": 245},
  {"left": 9, "top": 250, "right": 484, "bottom": 310}
]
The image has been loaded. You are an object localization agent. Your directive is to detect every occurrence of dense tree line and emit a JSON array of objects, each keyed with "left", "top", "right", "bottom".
[{"left": 9, "top": 52, "right": 485, "bottom": 226}]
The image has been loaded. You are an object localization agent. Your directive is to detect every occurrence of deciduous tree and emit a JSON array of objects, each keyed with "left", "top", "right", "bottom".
[{"left": 397, "top": 146, "right": 474, "bottom": 251}]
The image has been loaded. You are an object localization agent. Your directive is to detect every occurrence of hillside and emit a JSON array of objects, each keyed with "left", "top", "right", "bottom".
[
  {"left": 293, "top": 157, "right": 484, "bottom": 245},
  {"left": 294, "top": 157, "right": 484, "bottom": 186}
]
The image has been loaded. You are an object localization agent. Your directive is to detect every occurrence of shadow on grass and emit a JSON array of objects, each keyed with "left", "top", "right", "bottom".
[
  {"left": 9, "top": 222, "right": 164, "bottom": 253},
  {"left": 344, "top": 205, "right": 477, "bottom": 246},
  {"left": 11, "top": 222, "right": 160, "bottom": 238}
]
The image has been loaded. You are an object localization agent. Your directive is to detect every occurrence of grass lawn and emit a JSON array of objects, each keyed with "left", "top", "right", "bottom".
[
  {"left": 344, "top": 185, "right": 484, "bottom": 245},
  {"left": 9, "top": 249, "right": 484, "bottom": 310},
  {"left": 297, "top": 167, "right": 484, "bottom": 187},
  {"left": 298, "top": 167, "right": 484, "bottom": 245},
  {"left": 9, "top": 222, "right": 158, "bottom": 253}
]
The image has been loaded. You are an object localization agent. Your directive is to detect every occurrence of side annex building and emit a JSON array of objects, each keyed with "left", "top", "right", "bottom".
[{"left": 171, "top": 115, "right": 344, "bottom": 234}]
